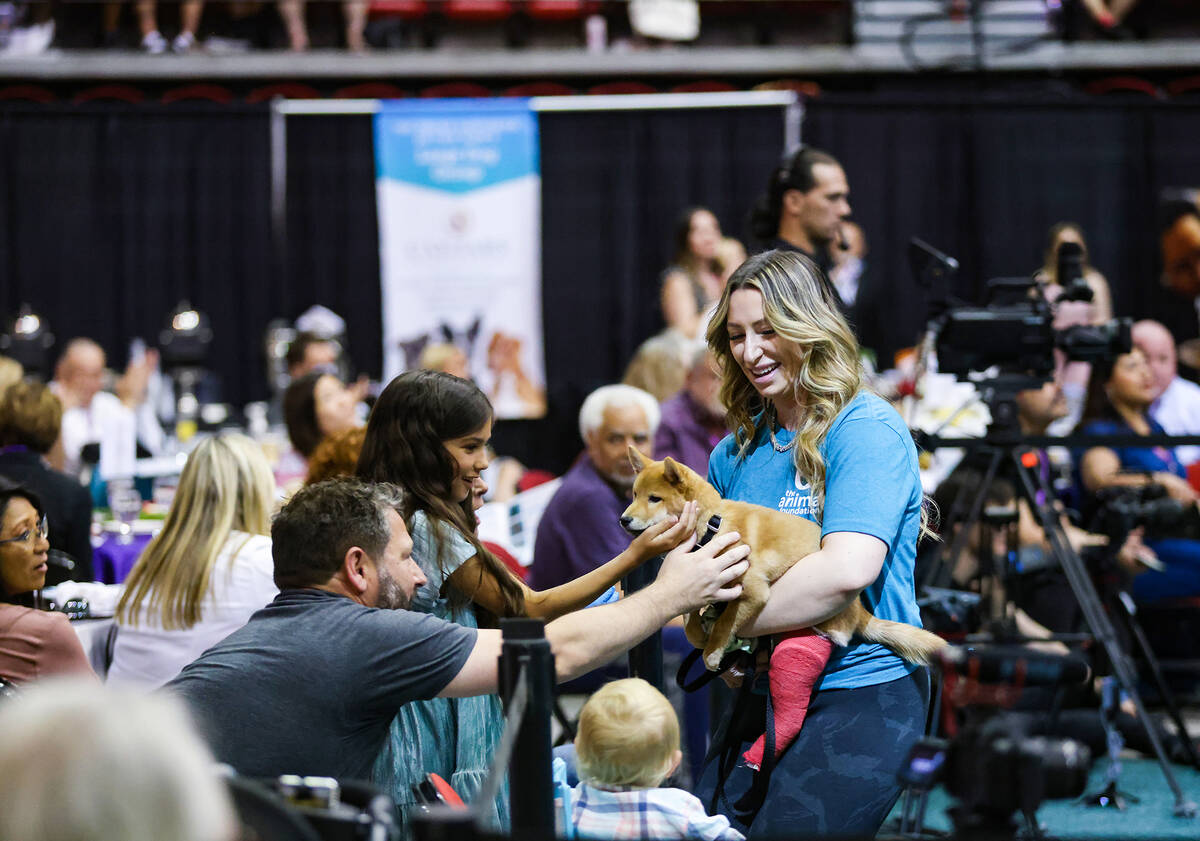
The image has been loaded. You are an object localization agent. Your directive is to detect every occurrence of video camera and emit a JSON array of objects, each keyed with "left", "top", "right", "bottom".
[
  {"left": 917, "top": 586, "right": 984, "bottom": 638},
  {"left": 1088, "top": 484, "right": 1200, "bottom": 545},
  {"left": 898, "top": 645, "right": 1092, "bottom": 838},
  {"left": 224, "top": 772, "right": 400, "bottom": 841},
  {"left": 910, "top": 239, "right": 1131, "bottom": 384}
]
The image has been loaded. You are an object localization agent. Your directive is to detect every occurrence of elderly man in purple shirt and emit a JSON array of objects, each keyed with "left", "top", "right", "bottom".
[
  {"left": 531, "top": 384, "right": 660, "bottom": 591},
  {"left": 654, "top": 348, "right": 727, "bottom": 478}
]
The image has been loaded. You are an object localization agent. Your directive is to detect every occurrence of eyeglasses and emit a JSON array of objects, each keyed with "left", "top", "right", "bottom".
[{"left": 0, "top": 514, "right": 49, "bottom": 546}]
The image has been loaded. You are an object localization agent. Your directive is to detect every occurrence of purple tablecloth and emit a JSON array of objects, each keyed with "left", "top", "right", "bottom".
[{"left": 92, "top": 533, "right": 153, "bottom": 584}]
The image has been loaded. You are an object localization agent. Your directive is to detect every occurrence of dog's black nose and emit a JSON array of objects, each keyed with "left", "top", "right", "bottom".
[{"left": 619, "top": 515, "right": 633, "bottom": 529}]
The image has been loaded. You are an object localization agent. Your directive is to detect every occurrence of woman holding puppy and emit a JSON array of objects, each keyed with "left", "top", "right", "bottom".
[
  {"left": 355, "top": 370, "right": 724, "bottom": 835},
  {"left": 698, "top": 249, "right": 930, "bottom": 837}
]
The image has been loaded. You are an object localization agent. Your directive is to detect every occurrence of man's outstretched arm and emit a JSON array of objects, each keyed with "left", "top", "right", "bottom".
[{"left": 439, "top": 520, "right": 748, "bottom": 698}]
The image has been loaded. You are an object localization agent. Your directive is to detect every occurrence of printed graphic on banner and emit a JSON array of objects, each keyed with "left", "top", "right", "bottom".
[{"left": 375, "top": 99, "right": 546, "bottom": 419}]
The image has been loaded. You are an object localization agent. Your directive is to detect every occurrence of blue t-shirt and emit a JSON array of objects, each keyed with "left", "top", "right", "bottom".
[{"left": 707, "top": 391, "right": 924, "bottom": 690}]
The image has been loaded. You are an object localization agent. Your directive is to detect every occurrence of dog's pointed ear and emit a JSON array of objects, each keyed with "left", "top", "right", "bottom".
[
  {"left": 663, "top": 457, "right": 684, "bottom": 485},
  {"left": 627, "top": 445, "right": 647, "bottom": 472}
]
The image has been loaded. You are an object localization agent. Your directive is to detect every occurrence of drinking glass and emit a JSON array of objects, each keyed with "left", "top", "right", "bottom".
[{"left": 108, "top": 482, "right": 142, "bottom": 545}]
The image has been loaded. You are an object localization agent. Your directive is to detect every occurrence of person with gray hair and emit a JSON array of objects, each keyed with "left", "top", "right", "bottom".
[
  {"left": 168, "top": 477, "right": 749, "bottom": 782},
  {"left": 0, "top": 678, "right": 237, "bottom": 841},
  {"left": 531, "top": 384, "right": 660, "bottom": 591}
]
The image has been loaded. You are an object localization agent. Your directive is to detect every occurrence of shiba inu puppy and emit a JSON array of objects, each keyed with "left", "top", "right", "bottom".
[{"left": 620, "top": 447, "right": 945, "bottom": 671}]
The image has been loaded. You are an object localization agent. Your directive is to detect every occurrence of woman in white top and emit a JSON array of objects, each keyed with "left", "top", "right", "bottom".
[{"left": 107, "top": 434, "right": 278, "bottom": 688}]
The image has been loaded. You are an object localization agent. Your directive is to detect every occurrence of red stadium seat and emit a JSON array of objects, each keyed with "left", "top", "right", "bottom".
[
  {"left": 368, "top": 0, "right": 431, "bottom": 47},
  {"left": 161, "top": 84, "right": 235, "bottom": 104},
  {"left": 245, "top": 83, "right": 322, "bottom": 104},
  {"left": 586, "top": 81, "right": 658, "bottom": 95},
  {"left": 369, "top": 0, "right": 429, "bottom": 17},
  {"left": 1084, "top": 76, "right": 1161, "bottom": 97},
  {"left": 526, "top": 1, "right": 593, "bottom": 20},
  {"left": 419, "top": 82, "right": 493, "bottom": 98},
  {"left": 334, "top": 82, "right": 410, "bottom": 99},
  {"left": 72, "top": 84, "right": 145, "bottom": 104},
  {"left": 502, "top": 81, "right": 577, "bottom": 97},
  {"left": 0, "top": 84, "right": 55, "bottom": 103},
  {"left": 1166, "top": 75, "right": 1200, "bottom": 97},
  {"left": 444, "top": 0, "right": 512, "bottom": 21}
]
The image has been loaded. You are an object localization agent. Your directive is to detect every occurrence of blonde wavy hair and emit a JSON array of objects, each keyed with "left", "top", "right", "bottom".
[
  {"left": 575, "top": 678, "right": 680, "bottom": 789},
  {"left": 117, "top": 434, "right": 276, "bottom": 630},
  {"left": 706, "top": 249, "right": 862, "bottom": 519}
]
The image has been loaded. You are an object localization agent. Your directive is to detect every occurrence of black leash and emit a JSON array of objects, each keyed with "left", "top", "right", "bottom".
[
  {"left": 733, "top": 671, "right": 775, "bottom": 821},
  {"left": 676, "top": 647, "right": 739, "bottom": 693},
  {"left": 703, "top": 647, "right": 774, "bottom": 824}
]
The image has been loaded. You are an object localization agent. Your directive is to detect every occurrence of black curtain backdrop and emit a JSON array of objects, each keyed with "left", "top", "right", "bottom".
[
  {"left": 5, "top": 95, "right": 1200, "bottom": 473},
  {"left": 283, "top": 114, "right": 383, "bottom": 389},
  {"left": 0, "top": 104, "right": 276, "bottom": 405},
  {"left": 531, "top": 106, "right": 787, "bottom": 471}
]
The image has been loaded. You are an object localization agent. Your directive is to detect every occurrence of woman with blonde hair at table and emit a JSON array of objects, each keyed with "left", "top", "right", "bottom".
[{"left": 109, "top": 434, "right": 278, "bottom": 688}]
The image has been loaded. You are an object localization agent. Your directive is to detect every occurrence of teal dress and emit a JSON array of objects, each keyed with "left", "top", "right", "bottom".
[{"left": 372, "top": 511, "right": 510, "bottom": 836}]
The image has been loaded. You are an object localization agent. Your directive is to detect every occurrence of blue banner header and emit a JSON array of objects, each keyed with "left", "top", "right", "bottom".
[{"left": 374, "top": 98, "right": 539, "bottom": 194}]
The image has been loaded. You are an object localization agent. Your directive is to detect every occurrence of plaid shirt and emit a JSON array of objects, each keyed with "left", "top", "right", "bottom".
[{"left": 571, "top": 783, "right": 745, "bottom": 840}]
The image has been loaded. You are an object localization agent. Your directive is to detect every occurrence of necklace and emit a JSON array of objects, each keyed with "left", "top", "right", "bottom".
[
  {"left": 769, "top": 427, "right": 795, "bottom": 453},
  {"left": 767, "top": 409, "right": 795, "bottom": 453}
]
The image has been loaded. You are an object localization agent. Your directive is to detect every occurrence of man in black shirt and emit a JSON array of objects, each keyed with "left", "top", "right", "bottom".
[{"left": 750, "top": 147, "right": 851, "bottom": 279}]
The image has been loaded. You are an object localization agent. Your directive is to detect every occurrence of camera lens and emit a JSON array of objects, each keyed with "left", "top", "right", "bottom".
[{"left": 1022, "top": 737, "right": 1091, "bottom": 800}]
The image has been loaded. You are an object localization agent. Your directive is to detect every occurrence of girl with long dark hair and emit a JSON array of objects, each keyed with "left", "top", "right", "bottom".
[{"left": 356, "top": 370, "right": 688, "bottom": 833}]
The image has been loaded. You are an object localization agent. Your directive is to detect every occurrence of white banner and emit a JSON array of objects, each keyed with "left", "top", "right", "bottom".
[{"left": 375, "top": 99, "right": 546, "bottom": 419}]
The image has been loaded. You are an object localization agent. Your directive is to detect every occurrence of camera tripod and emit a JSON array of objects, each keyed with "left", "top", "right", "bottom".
[{"left": 918, "top": 387, "right": 1199, "bottom": 822}]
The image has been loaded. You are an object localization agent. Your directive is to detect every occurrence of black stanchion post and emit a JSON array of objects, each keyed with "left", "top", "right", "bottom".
[
  {"left": 623, "top": 555, "right": 664, "bottom": 691},
  {"left": 499, "top": 617, "right": 555, "bottom": 834}
]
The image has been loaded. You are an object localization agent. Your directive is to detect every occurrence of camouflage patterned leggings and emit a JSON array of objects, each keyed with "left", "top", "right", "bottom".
[{"left": 696, "top": 669, "right": 931, "bottom": 839}]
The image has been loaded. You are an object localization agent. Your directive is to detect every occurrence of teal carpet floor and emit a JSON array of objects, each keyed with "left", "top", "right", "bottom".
[{"left": 886, "top": 759, "right": 1200, "bottom": 838}]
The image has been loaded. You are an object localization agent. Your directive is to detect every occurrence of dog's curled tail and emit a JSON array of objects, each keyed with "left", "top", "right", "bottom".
[{"left": 861, "top": 617, "right": 947, "bottom": 665}]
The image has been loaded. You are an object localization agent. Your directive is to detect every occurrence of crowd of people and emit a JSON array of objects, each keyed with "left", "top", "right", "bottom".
[
  {"left": 1, "top": 142, "right": 1200, "bottom": 841},
  {"left": 0, "top": 0, "right": 846, "bottom": 56},
  {"left": 0, "top": 0, "right": 1170, "bottom": 57}
]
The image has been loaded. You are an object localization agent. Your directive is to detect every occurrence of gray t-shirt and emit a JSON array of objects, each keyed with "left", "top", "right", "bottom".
[{"left": 166, "top": 588, "right": 477, "bottom": 780}]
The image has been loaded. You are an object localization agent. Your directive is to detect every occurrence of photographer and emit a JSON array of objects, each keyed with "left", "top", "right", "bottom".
[
  {"left": 1034, "top": 223, "right": 1113, "bottom": 324},
  {"left": 927, "top": 372, "right": 1197, "bottom": 768},
  {"left": 1077, "top": 349, "right": 1200, "bottom": 603}
]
